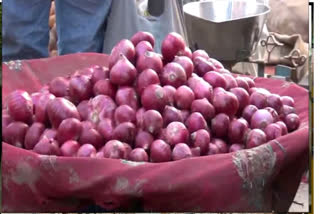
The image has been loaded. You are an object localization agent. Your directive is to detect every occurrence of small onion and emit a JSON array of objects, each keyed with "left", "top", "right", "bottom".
[
  {"left": 79, "top": 128, "right": 104, "bottom": 149},
  {"left": 211, "top": 113, "right": 230, "bottom": 138},
  {"left": 242, "top": 105, "right": 258, "bottom": 123},
  {"left": 162, "top": 106, "right": 183, "bottom": 126},
  {"left": 131, "top": 31, "right": 155, "bottom": 47},
  {"left": 250, "top": 109, "right": 274, "bottom": 130},
  {"left": 161, "top": 32, "right": 186, "bottom": 62},
  {"left": 193, "top": 56, "right": 215, "bottom": 77},
  {"left": 97, "top": 118, "right": 114, "bottom": 141},
  {"left": 61, "top": 140, "right": 80, "bottom": 157},
  {"left": 135, "top": 130, "right": 154, "bottom": 151},
  {"left": 6, "top": 90, "right": 33, "bottom": 123},
  {"left": 129, "top": 148, "right": 149, "bottom": 162},
  {"left": 190, "top": 129, "right": 210, "bottom": 155},
  {"left": 175, "top": 85, "right": 195, "bottom": 109},
  {"left": 172, "top": 143, "right": 192, "bottom": 161},
  {"left": 77, "top": 144, "right": 97, "bottom": 158},
  {"left": 136, "top": 51, "right": 163, "bottom": 74},
  {"left": 203, "top": 71, "right": 227, "bottom": 89},
  {"left": 281, "top": 96, "right": 295, "bottom": 107},
  {"left": 276, "top": 121, "right": 288, "bottom": 135},
  {"left": 141, "top": 84, "right": 167, "bottom": 111},
  {"left": 249, "top": 91, "right": 268, "bottom": 109},
  {"left": 173, "top": 56, "right": 194, "bottom": 78},
  {"left": 69, "top": 75, "right": 93, "bottom": 103},
  {"left": 166, "top": 121, "right": 190, "bottom": 146},
  {"left": 49, "top": 77, "right": 69, "bottom": 97},
  {"left": 191, "top": 98, "right": 215, "bottom": 121},
  {"left": 212, "top": 138, "right": 228, "bottom": 153},
  {"left": 135, "top": 41, "right": 154, "bottom": 57},
  {"left": 91, "top": 65, "right": 109, "bottom": 84},
  {"left": 4, "top": 122, "right": 29, "bottom": 148},
  {"left": 143, "top": 110, "right": 163, "bottom": 135},
  {"left": 186, "top": 112, "right": 208, "bottom": 133},
  {"left": 163, "top": 85, "right": 176, "bottom": 106},
  {"left": 246, "top": 129, "right": 267, "bottom": 149},
  {"left": 212, "top": 90, "right": 239, "bottom": 117},
  {"left": 115, "top": 87, "right": 140, "bottom": 110},
  {"left": 123, "top": 143, "right": 133, "bottom": 159},
  {"left": 264, "top": 123, "right": 282, "bottom": 141},
  {"left": 150, "top": 140, "right": 172, "bottom": 162},
  {"left": 192, "top": 49, "right": 209, "bottom": 61},
  {"left": 103, "top": 140, "right": 126, "bottom": 159},
  {"left": 114, "top": 105, "right": 136, "bottom": 125},
  {"left": 109, "top": 39, "right": 136, "bottom": 69},
  {"left": 136, "top": 69, "right": 160, "bottom": 94},
  {"left": 207, "top": 143, "right": 220, "bottom": 155},
  {"left": 284, "top": 113, "right": 300, "bottom": 132},
  {"left": 77, "top": 100, "right": 89, "bottom": 121},
  {"left": 113, "top": 122, "right": 137, "bottom": 145},
  {"left": 93, "top": 79, "right": 117, "bottom": 98},
  {"left": 161, "top": 62, "right": 187, "bottom": 88},
  {"left": 228, "top": 118, "right": 249, "bottom": 144},
  {"left": 24, "top": 122, "right": 45, "bottom": 149},
  {"left": 110, "top": 54, "right": 137, "bottom": 86},
  {"left": 34, "top": 93, "right": 55, "bottom": 124},
  {"left": 57, "top": 118, "right": 82, "bottom": 144},
  {"left": 229, "top": 144, "right": 245, "bottom": 153}
]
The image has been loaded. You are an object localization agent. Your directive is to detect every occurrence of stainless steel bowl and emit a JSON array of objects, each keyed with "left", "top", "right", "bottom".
[{"left": 183, "top": 0, "right": 270, "bottom": 61}]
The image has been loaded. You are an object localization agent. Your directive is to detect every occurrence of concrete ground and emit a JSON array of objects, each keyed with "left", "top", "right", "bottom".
[{"left": 289, "top": 182, "right": 310, "bottom": 212}]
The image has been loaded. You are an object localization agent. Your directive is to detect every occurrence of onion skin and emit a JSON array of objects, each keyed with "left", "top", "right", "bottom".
[
  {"left": 185, "top": 112, "right": 208, "bottom": 133},
  {"left": 190, "top": 129, "right": 210, "bottom": 155},
  {"left": 143, "top": 110, "right": 163, "bottom": 135},
  {"left": 136, "top": 69, "right": 160, "bottom": 94},
  {"left": 79, "top": 128, "right": 104, "bottom": 149},
  {"left": 175, "top": 86, "right": 195, "bottom": 110},
  {"left": 191, "top": 147, "right": 201, "bottom": 157},
  {"left": 267, "top": 94, "right": 283, "bottom": 113},
  {"left": 40, "top": 129, "right": 57, "bottom": 141},
  {"left": 281, "top": 96, "right": 295, "bottom": 107},
  {"left": 129, "top": 148, "right": 149, "bottom": 162},
  {"left": 163, "top": 85, "right": 176, "bottom": 106},
  {"left": 177, "top": 47, "right": 193, "bottom": 59},
  {"left": 150, "top": 139, "right": 172, "bottom": 162},
  {"left": 166, "top": 121, "right": 190, "bottom": 146},
  {"left": 222, "top": 74, "right": 238, "bottom": 90},
  {"left": 161, "top": 32, "right": 186, "bottom": 62},
  {"left": 193, "top": 56, "right": 215, "bottom": 77},
  {"left": 242, "top": 105, "right": 258, "bottom": 123},
  {"left": 61, "top": 140, "right": 80, "bottom": 157},
  {"left": 115, "top": 105, "right": 136, "bottom": 125},
  {"left": 69, "top": 75, "right": 93, "bottom": 104},
  {"left": 33, "top": 137, "right": 58, "bottom": 155},
  {"left": 162, "top": 106, "right": 183, "bottom": 126},
  {"left": 136, "top": 108, "right": 146, "bottom": 128},
  {"left": 265, "top": 123, "right": 282, "bottom": 141},
  {"left": 203, "top": 71, "right": 227, "bottom": 89},
  {"left": 172, "top": 143, "right": 192, "bottom": 161},
  {"left": 7, "top": 90, "right": 33, "bottom": 123},
  {"left": 35, "top": 93, "right": 56, "bottom": 124},
  {"left": 250, "top": 109, "right": 274, "bottom": 130},
  {"left": 229, "top": 144, "right": 245, "bottom": 153},
  {"left": 88, "top": 95, "right": 117, "bottom": 124},
  {"left": 136, "top": 51, "right": 163, "bottom": 74},
  {"left": 77, "top": 144, "right": 97, "bottom": 158},
  {"left": 212, "top": 138, "right": 228, "bottom": 153},
  {"left": 135, "top": 41, "right": 153, "bottom": 57},
  {"left": 73, "top": 67, "right": 94, "bottom": 78},
  {"left": 228, "top": 118, "right": 249, "bottom": 144},
  {"left": 91, "top": 65, "right": 109, "bottom": 84},
  {"left": 47, "top": 97, "right": 80, "bottom": 129},
  {"left": 113, "top": 122, "right": 137, "bottom": 145},
  {"left": 24, "top": 122, "right": 45, "bottom": 149},
  {"left": 77, "top": 100, "right": 89, "bottom": 121},
  {"left": 187, "top": 76, "right": 214, "bottom": 101},
  {"left": 57, "top": 118, "right": 82, "bottom": 144},
  {"left": 284, "top": 113, "right": 300, "bottom": 132},
  {"left": 115, "top": 87, "right": 140, "bottom": 110},
  {"left": 211, "top": 113, "right": 230, "bottom": 138},
  {"left": 135, "top": 130, "right": 154, "bottom": 151},
  {"left": 173, "top": 56, "right": 194, "bottom": 78},
  {"left": 161, "top": 62, "right": 187, "bottom": 88},
  {"left": 49, "top": 77, "right": 69, "bottom": 97},
  {"left": 141, "top": 84, "right": 167, "bottom": 111},
  {"left": 264, "top": 107, "right": 280, "bottom": 122},
  {"left": 230, "top": 87, "right": 250, "bottom": 113},
  {"left": 208, "top": 58, "right": 224, "bottom": 70},
  {"left": 246, "top": 129, "right": 267, "bottom": 149},
  {"left": 103, "top": 140, "right": 126, "bottom": 159},
  {"left": 191, "top": 98, "right": 215, "bottom": 121},
  {"left": 249, "top": 91, "right": 268, "bottom": 109},
  {"left": 192, "top": 50, "right": 209, "bottom": 61},
  {"left": 131, "top": 31, "right": 155, "bottom": 47},
  {"left": 276, "top": 121, "right": 288, "bottom": 135},
  {"left": 4, "top": 122, "right": 29, "bottom": 148},
  {"left": 97, "top": 118, "right": 114, "bottom": 141},
  {"left": 181, "top": 110, "right": 190, "bottom": 123},
  {"left": 243, "top": 77, "right": 255, "bottom": 88},
  {"left": 212, "top": 90, "right": 239, "bottom": 117},
  {"left": 110, "top": 54, "right": 137, "bottom": 86},
  {"left": 109, "top": 39, "right": 136, "bottom": 69},
  {"left": 279, "top": 105, "right": 296, "bottom": 120},
  {"left": 207, "top": 143, "right": 220, "bottom": 155},
  {"left": 235, "top": 77, "right": 250, "bottom": 92},
  {"left": 93, "top": 79, "right": 117, "bottom": 98}
]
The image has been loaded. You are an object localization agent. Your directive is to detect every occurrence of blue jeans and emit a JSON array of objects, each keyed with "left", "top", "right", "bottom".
[{"left": 2, "top": 0, "right": 112, "bottom": 62}]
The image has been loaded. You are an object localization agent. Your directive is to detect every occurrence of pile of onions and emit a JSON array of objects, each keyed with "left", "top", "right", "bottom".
[{"left": 3, "top": 31, "right": 301, "bottom": 163}]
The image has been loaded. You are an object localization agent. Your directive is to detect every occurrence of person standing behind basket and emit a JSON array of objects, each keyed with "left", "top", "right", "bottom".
[{"left": 2, "top": 0, "right": 112, "bottom": 62}]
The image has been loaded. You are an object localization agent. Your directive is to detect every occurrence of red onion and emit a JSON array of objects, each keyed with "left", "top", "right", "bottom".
[
  {"left": 166, "top": 121, "right": 190, "bottom": 146},
  {"left": 193, "top": 56, "right": 215, "bottom": 76},
  {"left": 77, "top": 144, "right": 97, "bottom": 158},
  {"left": 192, "top": 50, "right": 209, "bottom": 61},
  {"left": 163, "top": 85, "right": 176, "bottom": 106},
  {"left": 203, "top": 71, "right": 227, "bottom": 89},
  {"left": 129, "top": 148, "right": 149, "bottom": 162},
  {"left": 177, "top": 47, "right": 193, "bottom": 59},
  {"left": 267, "top": 94, "right": 283, "bottom": 113},
  {"left": 135, "top": 130, "right": 154, "bottom": 151},
  {"left": 141, "top": 84, "right": 167, "bottom": 111},
  {"left": 191, "top": 147, "right": 201, "bottom": 157},
  {"left": 235, "top": 77, "right": 250, "bottom": 92},
  {"left": 123, "top": 143, "right": 133, "bottom": 159},
  {"left": 49, "top": 77, "right": 69, "bottom": 97},
  {"left": 222, "top": 74, "right": 238, "bottom": 90},
  {"left": 157, "top": 128, "right": 167, "bottom": 141},
  {"left": 243, "top": 77, "right": 255, "bottom": 88},
  {"left": 276, "top": 121, "right": 288, "bottom": 135},
  {"left": 190, "top": 129, "right": 210, "bottom": 155},
  {"left": 150, "top": 139, "right": 172, "bottom": 162},
  {"left": 4, "top": 122, "right": 29, "bottom": 148},
  {"left": 115, "top": 87, "right": 139, "bottom": 110},
  {"left": 143, "top": 110, "right": 163, "bottom": 135},
  {"left": 103, "top": 140, "right": 125, "bottom": 159},
  {"left": 181, "top": 110, "right": 190, "bottom": 122},
  {"left": 136, "top": 108, "right": 146, "bottom": 128},
  {"left": 161, "top": 32, "right": 186, "bottom": 62},
  {"left": 31, "top": 92, "right": 43, "bottom": 110},
  {"left": 109, "top": 39, "right": 136, "bottom": 69},
  {"left": 57, "top": 118, "right": 82, "bottom": 144},
  {"left": 211, "top": 113, "right": 230, "bottom": 138},
  {"left": 265, "top": 123, "right": 282, "bottom": 141},
  {"left": 246, "top": 129, "right": 267, "bottom": 149},
  {"left": 77, "top": 100, "right": 89, "bottom": 121},
  {"left": 249, "top": 87, "right": 271, "bottom": 96},
  {"left": 242, "top": 105, "right": 258, "bottom": 123},
  {"left": 191, "top": 98, "right": 215, "bottom": 121},
  {"left": 33, "top": 137, "right": 59, "bottom": 155},
  {"left": 114, "top": 105, "right": 136, "bottom": 125},
  {"left": 79, "top": 128, "right": 104, "bottom": 149},
  {"left": 284, "top": 113, "right": 300, "bottom": 132},
  {"left": 113, "top": 122, "right": 136, "bottom": 145},
  {"left": 135, "top": 41, "right": 153, "bottom": 57},
  {"left": 93, "top": 79, "right": 117, "bottom": 98},
  {"left": 173, "top": 56, "right": 194, "bottom": 78},
  {"left": 208, "top": 58, "right": 224, "bottom": 70},
  {"left": 24, "top": 122, "right": 45, "bottom": 149},
  {"left": 6, "top": 90, "right": 33, "bottom": 123},
  {"left": 212, "top": 90, "right": 239, "bottom": 117},
  {"left": 280, "top": 105, "right": 296, "bottom": 120},
  {"left": 251, "top": 109, "right": 274, "bottom": 130},
  {"left": 229, "top": 144, "right": 245, "bottom": 153},
  {"left": 91, "top": 65, "right": 109, "bottom": 84},
  {"left": 161, "top": 62, "right": 187, "bottom": 88},
  {"left": 172, "top": 143, "right": 192, "bottom": 161},
  {"left": 73, "top": 67, "right": 94, "bottom": 78},
  {"left": 163, "top": 106, "right": 183, "bottom": 126},
  {"left": 110, "top": 54, "right": 137, "bottom": 86},
  {"left": 136, "top": 51, "right": 163, "bottom": 74},
  {"left": 212, "top": 138, "right": 228, "bottom": 153},
  {"left": 175, "top": 85, "right": 195, "bottom": 109},
  {"left": 229, "top": 87, "right": 250, "bottom": 114},
  {"left": 47, "top": 97, "right": 80, "bottom": 128},
  {"left": 97, "top": 118, "right": 114, "bottom": 141},
  {"left": 88, "top": 95, "right": 117, "bottom": 124},
  {"left": 61, "top": 140, "right": 80, "bottom": 157},
  {"left": 281, "top": 96, "right": 295, "bottom": 107},
  {"left": 186, "top": 112, "right": 208, "bottom": 133},
  {"left": 187, "top": 76, "right": 214, "bottom": 101},
  {"left": 69, "top": 75, "right": 93, "bottom": 103},
  {"left": 228, "top": 118, "right": 249, "bottom": 144},
  {"left": 207, "top": 143, "right": 220, "bottom": 155},
  {"left": 34, "top": 93, "right": 55, "bottom": 123},
  {"left": 131, "top": 31, "right": 155, "bottom": 47},
  {"left": 137, "top": 69, "right": 160, "bottom": 94},
  {"left": 264, "top": 107, "right": 280, "bottom": 122},
  {"left": 249, "top": 91, "right": 268, "bottom": 109},
  {"left": 40, "top": 129, "right": 57, "bottom": 141},
  {"left": 95, "top": 151, "right": 104, "bottom": 158}
]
